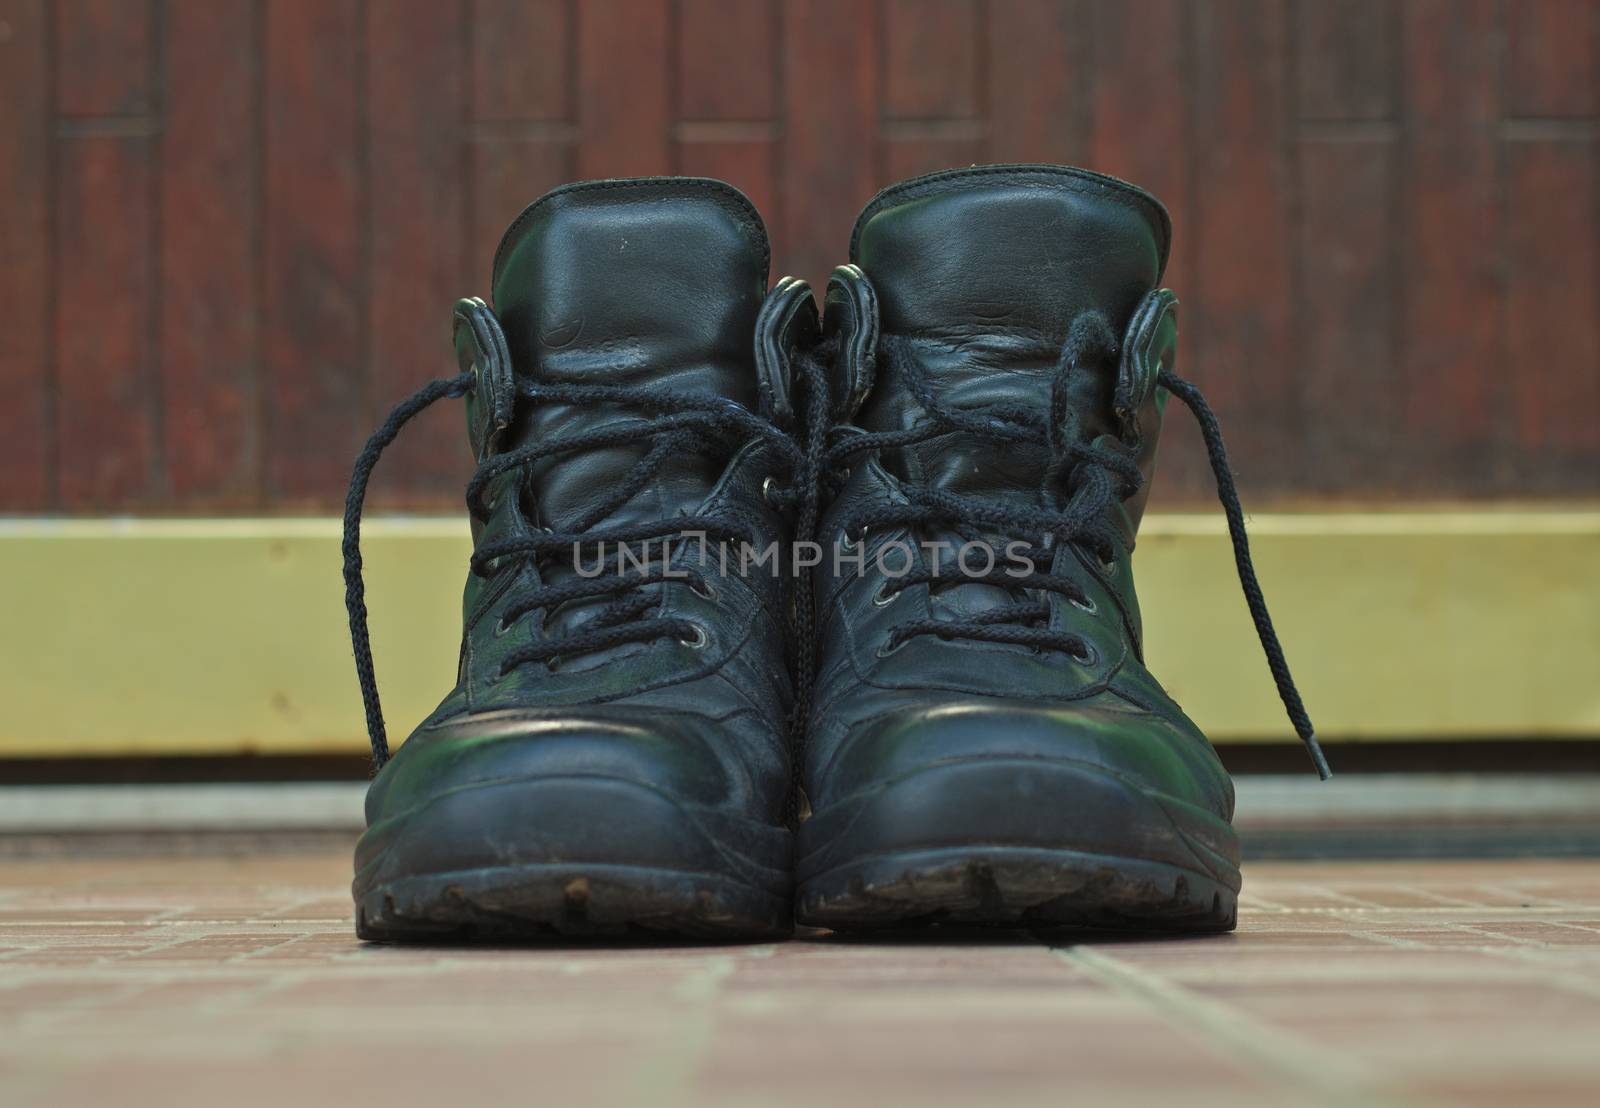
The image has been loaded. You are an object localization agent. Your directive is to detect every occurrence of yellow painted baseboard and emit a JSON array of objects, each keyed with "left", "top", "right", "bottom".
[{"left": 1, "top": 511, "right": 1597, "bottom": 757}]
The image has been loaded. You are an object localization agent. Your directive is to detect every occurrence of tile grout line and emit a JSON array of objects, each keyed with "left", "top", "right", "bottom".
[
  {"left": 1476, "top": 947, "right": 1600, "bottom": 1001},
  {"left": 1051, "top": 946, "right": 1421, "bottom": 1108}
]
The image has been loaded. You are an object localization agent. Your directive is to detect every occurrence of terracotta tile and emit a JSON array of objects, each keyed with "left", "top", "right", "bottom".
[{"left": 1, "top": 851, "right": 1599, "bottom": 1107}]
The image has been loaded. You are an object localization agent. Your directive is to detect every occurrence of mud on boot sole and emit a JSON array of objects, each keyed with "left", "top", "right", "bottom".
[
  {"left": 356, "top": 862, "right": 791, "bottom": 941},
  {"left": 353, "top": 775, "right": 792, "bottom": 942},
  {"left": 795, "top": 846, "right": 1237, "bottom": 932},
  {"left": 794, "top": 758, "right": 1241, "bottom": 933}
]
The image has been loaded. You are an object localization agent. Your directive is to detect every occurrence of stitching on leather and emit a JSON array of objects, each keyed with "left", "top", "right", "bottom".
[
  {"left": 491, "top": 177, "right": 771, "bottom": 292},
  {"left": 848, "top": 164, "right": 1172, "bottom": 276}
]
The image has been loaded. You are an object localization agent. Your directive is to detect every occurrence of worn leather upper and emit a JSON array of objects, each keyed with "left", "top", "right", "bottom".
[
  {"left": 807, "top": 165, "right": 1232, "bottom": 820},
  {"left": 366, "top": 179, "right": 806, "bottom": 833}
]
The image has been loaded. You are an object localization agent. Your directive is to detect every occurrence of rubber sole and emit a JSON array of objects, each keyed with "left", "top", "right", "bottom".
[
  {"left": 356, "top": 862, "right": 791, "bottom": 941},
  {"left": 353, "top": 775, "right": 792, "bottom": 941},
  {"left": 795, "top": 758, "right": 1240, "bottom": 933},
  {"left": 795, "top": 846, "right": 1236, "bottom": 932}
]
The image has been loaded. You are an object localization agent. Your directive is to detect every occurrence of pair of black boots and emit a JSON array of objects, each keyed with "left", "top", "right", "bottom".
[{"left": 343, "top": 165, "right": 1324, "bottom": 941}]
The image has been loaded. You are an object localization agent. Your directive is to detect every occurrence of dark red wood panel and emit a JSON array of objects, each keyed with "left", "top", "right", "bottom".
[
  {"left": 1296, "top": 0, "right": 1397, "bottom": 121},
  {"left": 469, "top": 0, "right": 574, "bottom": 274},
  {"left": 575, "top": 0, "right": 670, "bottom": 179},
  {"left": 1179, "top": 0, "right": 1296, "bottom": 499},
  {"left": 884, "top": 0, "right": 980, "bottom": 120},
  {"left": 880, "top": 129, "right": 984, "bottom": 185},
  {"left": 368, "top": 0, "right": 472, "bottom": 504},
  {"left": 55, "top": 134, "right": 156, "bottom": 506},
  {"left": 881, "top": 0, "right": 984, "bottom": 185},
  {"left": 55, "top": 0, "right": 152, "bottom": 116},
  {"left": 675, "top": 0, "right": 778, "bottom": 231},
  {"left": 1507, "top": 0, "right": 1594, "bottom": 119},
  {"left": 0, "top": 0, "right": 53, "bottom": 508},
  {"left": 780, "top": 0, "right": 879, "bottom": 289},
  {"left": 261, "top": 0, "right": 365, "bottom": 503},
  {"left": 1503, "top": 0, "right": 1600, "bottom": 469},
  {"left": 678, "top": 0, "right": 774, "bottom": 122},
  {"left": 1506, "top": 141, "right": 1600, "bottom": 456},
  {"left": 1297, "top": 140, "right": 1399, "bottom": 494},
  {"left": 986, "top": 0, "right": 1088, "bottom": 165},
  {"left": 160, "top": 0, "right": 259, "bottom": 504},
  {"left": 1087, "top": 0, "right": 1191, "bottom": 300},
  {"left": 1400, "top": 0, "right": 1500, "bottom": 492},
  {"left": 471, "top": 0, "right": 571, "bottom": 122},
  {"left": 8, "top": 0, "right": 1600, "bottom": 511}
]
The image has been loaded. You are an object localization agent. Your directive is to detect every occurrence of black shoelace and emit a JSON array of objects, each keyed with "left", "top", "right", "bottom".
[
  {"left": 823, "top": 315, "right": 1331, "bottom": 779},
  {"left": 344, "top": 366, "right": 826, "bottom": 773}
]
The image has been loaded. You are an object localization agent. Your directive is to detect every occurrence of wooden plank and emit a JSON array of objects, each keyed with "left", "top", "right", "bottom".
[
  {"left": 469, "top": 0, "right": 574, "bottom": 279},
  {"left": 1295, "top": 0, "right": 1397, "bottom": 121},
  {"left": 262, "top": 0, "right": 365, "bottom": 503},
  {"left": 55, "top": 0, "right": 152, "bottom": 116},
  {"left": 1178, "top": 0, "right": 1296, "bottom": 500},
  {"left": 677, "top": 0, "right": 774, "bottom": 121},
  {"left": 1506, "top": 141, "right": 1600, "bottom": 458},
  {"left": 884, "top": 0, "right": 980, "bottom": 120},
  {"left": 55, "top": 136, "right": 156, "bottom": 507},
  {"left": 471, "top": 140, "right": 573, "bottom": 281},
  {"left": 1400, "top": 0, "right": 1500, "bottom": 492},
  {"left": 575, "top": 0, "right": 670, "bottom": 178},
  {"left": 883, "top": 0, "right": 983, "bottom": 179},
  {"left": 160, "top": 0, "right": 259, "bottom": 505},
  {"left": 674, "top": 0, "right": 777, "bottom": 226},
  {"left": 1296, "top": 140, "right": 1398, "bottom": 492},
  {"left": 0, "top": 0, "right": 52, "bottom": 508},
  {"left": 987, "top": 0, "right": 1088, "bottom": 164},
  {"left": 368, "top": 0, "right": 472, "bottom": 503},
  {"left": 881, "top": 132, "right": 984, "bottom": 184},
  {"left": 471, "top": 0, "right": 570, "bottom": 121},
  {"left": 781, "top": 0, "right": 878, "bottom": 288},
  {"left": 1507, "top": 0, "right": 1594, "bottom": 119},
  {"left": 1088, "top": 0, "right": 1190, "bottom": 296}
]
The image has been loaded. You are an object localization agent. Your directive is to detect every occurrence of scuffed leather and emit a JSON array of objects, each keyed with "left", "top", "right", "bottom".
[
  {"left": 807, "top": 165, "right": 1234, "bottom": 826},
  {"left": 370, "top": 178, "right": 801, "bottom": 838}
]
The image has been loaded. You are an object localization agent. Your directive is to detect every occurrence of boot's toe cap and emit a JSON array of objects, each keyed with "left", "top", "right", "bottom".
[
  {"left": 366, "top": 708, "right": 739, "bottom": 824},
  {"left": 814, "top": 696, "right": 1232, "bottom": 817}
]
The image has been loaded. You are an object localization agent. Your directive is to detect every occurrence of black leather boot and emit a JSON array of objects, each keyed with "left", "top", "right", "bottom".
[
  {"left": 342, "top": 179, "right": 820, "bottom": 940},
  {"left": 796, "top": 165, "right": 1325, "bottom": 932}
]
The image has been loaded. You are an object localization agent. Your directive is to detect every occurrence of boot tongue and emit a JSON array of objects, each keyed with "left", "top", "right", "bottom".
[
  {"left": 852, "top": 167, "right": 1168, "bottom": 623},
  {"left": 853, "top": 166, "right": 1168, "bottom": 496},
  {"left": 490, "top": 178, "right": 769, "bottom": 530}
]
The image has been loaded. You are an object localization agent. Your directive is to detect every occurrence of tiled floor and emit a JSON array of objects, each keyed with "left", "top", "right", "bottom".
[{"left": 2, "top": 851, "right": 1598, "bottom": 1107}]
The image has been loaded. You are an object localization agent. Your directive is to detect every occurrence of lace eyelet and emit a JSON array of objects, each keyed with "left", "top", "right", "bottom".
[
  {"left": 762, "top": 476, "right": 780, "bottom": 508},
  {"left": 842, "top": 524, "right": 869, "bottom": 552},
  {"left": 1099, "top": 556, "right": 1120, "bottom": 579},
  {"left": 1070, "top": 641, "right": 1099, "bottom": 666},
  {"left": 492, "top": 615, "right": 514, "bottom": 637},
  {"left": 689, "top": 577, "right": 719, "bottom": 602},
  {"left": 1069, "top": 593, "right": 1097, "bottom": 615},
  {"left": 679, "top": 623, "right": 708, "bottom": 650},
  {"left": 871, "top": 582, "right": 899, "bottom": 607},
  {"left": 875, "top": 636, "right": 906, "bottom": 659}
]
